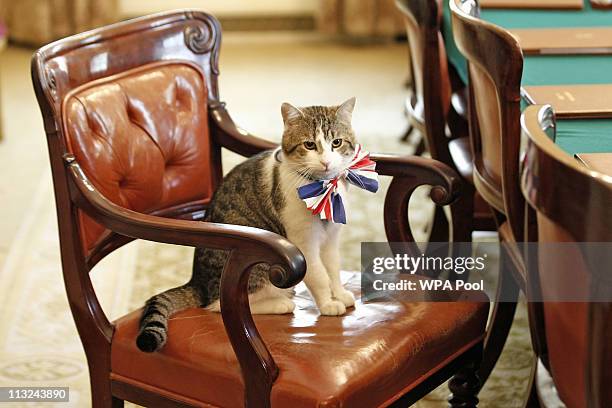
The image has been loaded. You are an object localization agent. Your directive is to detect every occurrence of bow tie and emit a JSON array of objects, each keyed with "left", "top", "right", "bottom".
[{"left": 297, "top": 145, "right": 379, "bottom": 224}]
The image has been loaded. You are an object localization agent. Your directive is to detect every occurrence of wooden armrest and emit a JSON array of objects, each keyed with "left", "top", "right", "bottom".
[
  {"left": 65, "top": 154, "right": 305, "bottom": 407},
  {"left": 372, "top": 153, "right": 462, "bottom": 255},
  {"left": 209, "top": 102, "right": 276, "bottom": 157},
  {"left": 372, "top": 153, "right": 461, "bottom": 206}
]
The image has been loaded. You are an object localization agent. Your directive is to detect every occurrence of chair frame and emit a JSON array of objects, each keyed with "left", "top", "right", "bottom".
[
  {"left": 449, "top": 0, "right": 526, "bottom": 384},
  {"left": 397, "top": 0, "right": 453, "bottom": 165},
  {"left": 450, "top": 0, "right": 524, "bottom": 244},
  {"left": 398, "top": 1, "right": 469, "bottom": 153},
  {"left": 32, "top": 10, "right": 485, "bottom": 408},
  {"left": 521, "top": 104, "right": 612, "bottom": 408},
  {"left": 396, "top": 0, "right": 495, "bottom": 249}
]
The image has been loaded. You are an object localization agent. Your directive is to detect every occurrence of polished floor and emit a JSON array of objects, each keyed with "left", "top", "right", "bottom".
[{"left": 0, "top": 33, "right": 533, "bottom": 407}]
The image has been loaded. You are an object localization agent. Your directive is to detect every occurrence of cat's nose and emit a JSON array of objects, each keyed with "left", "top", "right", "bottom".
[{"left": 320, "top": 159, "right": 331, "bottom": 170}]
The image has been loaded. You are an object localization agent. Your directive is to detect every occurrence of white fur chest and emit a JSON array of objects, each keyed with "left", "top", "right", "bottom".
[{"left": 274, "top": 157, "right": 345, "bottom": 240}]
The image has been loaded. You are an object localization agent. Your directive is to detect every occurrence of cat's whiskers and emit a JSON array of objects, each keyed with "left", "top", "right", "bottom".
[
  {"left": 283, "top": 172, "right": 303, "bottom": 193},
  {"left": 292, "top": 167, "right": 317, "bottom": 191},
  {"left": 288, "top": 168, "right": 311, "bottom": 190},
  {"left": 276, "top": 163, "right": 309, "bottom": 197},
  {"left": 284, "top": 163, "right": 313, "bottom": 185}
]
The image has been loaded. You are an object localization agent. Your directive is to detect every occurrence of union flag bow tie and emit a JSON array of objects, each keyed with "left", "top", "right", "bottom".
[{"left": 297, "top": 144, "right": 379, "bottom": 224}]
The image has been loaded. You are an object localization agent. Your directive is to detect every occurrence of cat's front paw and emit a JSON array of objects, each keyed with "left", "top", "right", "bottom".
[
  {"left": 271, "top": 297, "right": 296, "bottom": 314},
  {"left": 250, "top": 297, "right": 295, "bottom": 315},
  {"left": 319, "top": 300, "right": 347, "bottom": 316},
  {"left": 333, "top": 288, "right": 355, "bottom": 308}
]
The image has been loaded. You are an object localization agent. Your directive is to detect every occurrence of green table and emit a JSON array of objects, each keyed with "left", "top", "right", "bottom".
[{"left": 442, "top": 0, "right": 612, "bottom": 155}]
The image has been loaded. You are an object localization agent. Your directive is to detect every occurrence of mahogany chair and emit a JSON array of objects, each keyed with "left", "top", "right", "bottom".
[
  {"left": 521, "top": 104, "right": 612, "bottom": 408},
  {"left": 395, "top": 0, "right": 495, "bottom": 249},
  {"left": 32, "top": 11, "right": 490, "bottom": 407},
  {"left": 450, "top": 0, "right": 525, "bottom": 384}
]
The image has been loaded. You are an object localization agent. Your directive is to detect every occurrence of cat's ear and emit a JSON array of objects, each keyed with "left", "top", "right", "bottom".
[
  {"left": 281, "top": 102, "right": 304, "bottom": 125},
  {"left": 336, "top": 97, "right": 356, "bottom": 123}
]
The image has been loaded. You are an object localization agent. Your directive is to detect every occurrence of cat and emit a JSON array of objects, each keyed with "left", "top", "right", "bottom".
[{"left": 136, "top": 98, "right": 358, "bottom": 353}]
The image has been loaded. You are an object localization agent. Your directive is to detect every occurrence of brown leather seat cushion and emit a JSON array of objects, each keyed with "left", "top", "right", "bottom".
[{"left": 111, "top": 272, "right": 488, "bottom": 407}]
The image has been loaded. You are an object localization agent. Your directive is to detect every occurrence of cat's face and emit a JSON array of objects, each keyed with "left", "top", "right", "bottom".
[{"left": 280, "top": 98, "right": 357, "bottom": 180}]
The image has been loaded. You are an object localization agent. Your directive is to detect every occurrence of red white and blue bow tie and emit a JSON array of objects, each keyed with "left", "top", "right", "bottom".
[{"left": 297, "top": 144, "right": 379, "bottom": 224}]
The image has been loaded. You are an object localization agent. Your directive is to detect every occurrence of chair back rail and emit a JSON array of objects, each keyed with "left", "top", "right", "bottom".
[
  {"left": 449, "top": 0, "right": 524, "bottom": 242},
  {"left": 396, "top": 0, "right": 453, "bottom": 165},
  {"left": 521, "top": 104, "right": 612, "bottom": 408}
]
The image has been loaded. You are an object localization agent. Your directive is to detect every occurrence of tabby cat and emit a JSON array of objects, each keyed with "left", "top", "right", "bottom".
[{"left": 137, "top": 98, "right": 359, "bottom": 352}]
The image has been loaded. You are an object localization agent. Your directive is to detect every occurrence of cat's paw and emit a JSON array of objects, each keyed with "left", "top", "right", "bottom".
[
  {"left": 281, "top": 287, "right": 296, "bottom": 298},
  {"left": 271, "top": 297, "right": 296, "bottom": 314},
  {"left": 250, "top": 297, "right": 295, "bottom": 314},
  {"left": 333, "top": 288, "right": 355, "bottom": 308},
  {"left": 319, "top": 300, "right": 347, "bottom": 316}
]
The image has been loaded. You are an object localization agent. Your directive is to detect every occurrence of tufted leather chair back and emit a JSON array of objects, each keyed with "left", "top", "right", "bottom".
[
  {"left": 521, "top": 105, "right": 612, "bottom": 408},
  {"left": 32, "top": 11, "right": 223, "bottom": 256},
  {"left": 449, "top": 0, "right": 524, "bottom": 242},
  {"left": 64, "top": 62, "right": 214, "bottom": 249}
]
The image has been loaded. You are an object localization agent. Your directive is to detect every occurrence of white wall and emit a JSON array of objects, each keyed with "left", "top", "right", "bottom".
[{"left": 120, "top": 0, "right": 318, "bottom": 17}]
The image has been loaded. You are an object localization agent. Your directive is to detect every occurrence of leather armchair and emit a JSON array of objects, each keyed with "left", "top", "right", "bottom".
[
  {"left": 449, "top": 0, "right": 527, "bottom": 385},
  {"left": 32, "top": 11, "right": 489, "bottom": 407},
  {"left": 521, "top": 105, "right": 612, "bottom": 408}
]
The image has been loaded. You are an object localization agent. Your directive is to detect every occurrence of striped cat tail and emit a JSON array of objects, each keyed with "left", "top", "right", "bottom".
[{"left": 136, "top": 285, "right": 202, "bottom": 352}]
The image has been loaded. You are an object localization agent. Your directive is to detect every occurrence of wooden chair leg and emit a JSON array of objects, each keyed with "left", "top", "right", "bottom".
[
  {"left": 448, "top": 345, "right": 482, "bottom": 408},
  {"left": 523, "top": 357, "right": 541, "bottom": 408},
  {"left": 428, "top": 205, "right": 450, "bottom": 242},
  {"left": 91, "top": 385, "right": 123, "bottom": 408},
  {"left": 400, "top": 123, "right": 414, "bottom": 142},
  {"left": 89, "top": 364, "right": 123, "bottom": 408},
  {"left": 91, "top": 388, "right": 123, "bottom": 408},
  {"left": 450, "top": 187, "right": 475, "bottom": 244},
  {"left": 413, "top": 135, "right": 427, "bottom": 156},
  {"left": 423, "top": 206, "right": 450, "bottom": 278},
  {"left": 448, "top": 187, "right": 475, "bottom": 281},
  {"left": 477, "top": 248, "right": 520, "bottom": 386}
]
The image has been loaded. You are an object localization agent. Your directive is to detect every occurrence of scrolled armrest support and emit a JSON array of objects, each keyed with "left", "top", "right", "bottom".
[
  {"left": 219, "top": 253, "right": 298, "bottom": 407},
  {"left": 66, "top": 155, "right": 305, "bottom": 407},
  {"left": 371, "top": 153, "right": 461, "bottom": 205},
  {"left": 371, "top": 154, "right": 462, "bottom": 256}
]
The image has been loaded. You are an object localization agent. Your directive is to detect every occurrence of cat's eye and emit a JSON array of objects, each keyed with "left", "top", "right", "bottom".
[
  {"left": 304, "top": 141, "right": 317, "bottom": 150},
  {"left": 331, "top": 138, "right": 343, "bottom": 148}
]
